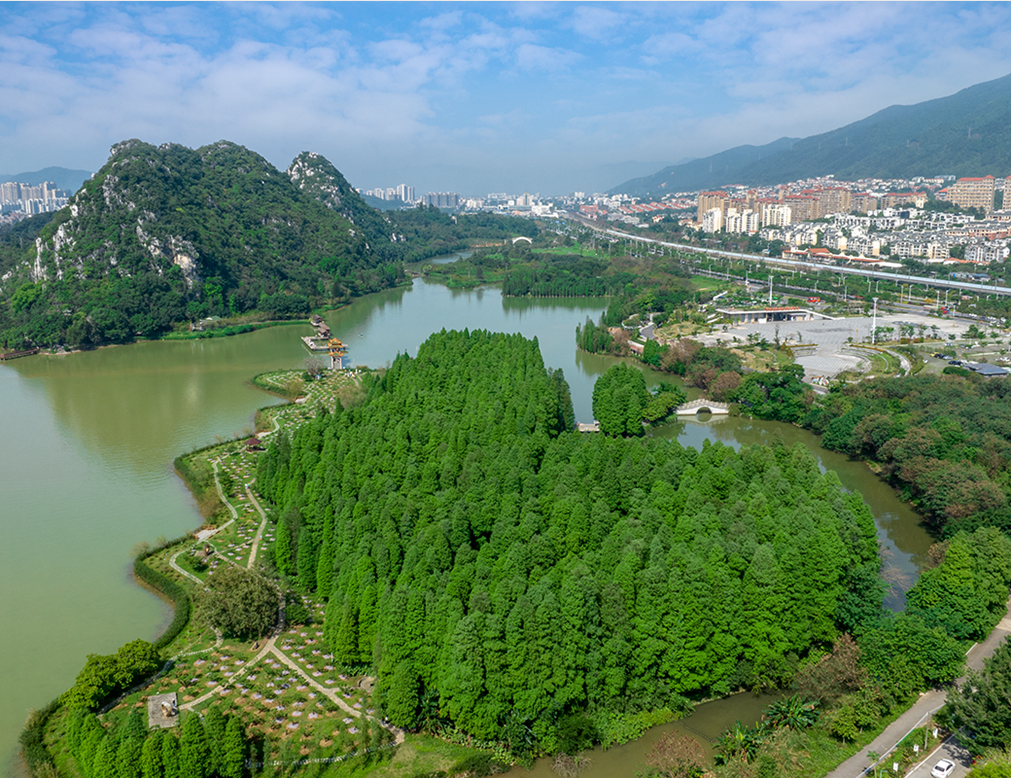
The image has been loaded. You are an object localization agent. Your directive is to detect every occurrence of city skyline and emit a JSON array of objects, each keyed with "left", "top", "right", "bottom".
[{"left": 3, "top": 3, "right": 1011, "bottom": 194}]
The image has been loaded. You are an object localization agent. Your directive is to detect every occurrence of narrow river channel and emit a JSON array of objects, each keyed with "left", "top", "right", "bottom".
[{"left": 0, "top": 272, "right": 934, "bottom": 776}]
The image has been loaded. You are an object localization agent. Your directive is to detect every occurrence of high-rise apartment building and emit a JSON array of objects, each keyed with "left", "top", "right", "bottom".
[
  {"left": 702, "top": 208, "right": 723, "bottom": 233},
  {"left": 697, "top": 191, "right": 728, "bottom": 221},
  {"left": 784, "top": 195, "right": 817, "bottom": 222},
  {"left": 761, "top": 203, "right": 792, "bottom": 227},
  {"left": 814, "top": 187, "right": 851, "bottom": 216},
  {"left": 421, "top": 192, "right": 459, "bottom": 208},
  {"left": 949, "top": 176, "right": 996, "bottom": 213},
  {"left": 851, "top": 193, "right": 878, "bottom": 213},
  {"left": 0, "top": 182, "right": 20, "bottom": 202}
]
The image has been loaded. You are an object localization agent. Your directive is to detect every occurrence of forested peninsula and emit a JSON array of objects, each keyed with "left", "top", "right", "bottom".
[
  {"left": 24, "top": 328, "right": 1011, "bottom": 778},
  {"left": 236, "top": 332, "right": 1011, "bottom": 777},
  {"left": 0, "top": 140, "right": 535, "bottom": 350}
]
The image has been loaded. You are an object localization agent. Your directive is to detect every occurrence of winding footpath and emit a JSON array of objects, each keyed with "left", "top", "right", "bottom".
[
  {"left": 167, "top": 458, "right": 240, "bottom": 584},
  {"left": 825, "top": 594, "right": 1011, "bottom": 778},
  {"left": 245, "top": 482, "right": 269, "bottom": 569},
  {"left": 211, "top": 458, "right": 239, "bottom": 521}
]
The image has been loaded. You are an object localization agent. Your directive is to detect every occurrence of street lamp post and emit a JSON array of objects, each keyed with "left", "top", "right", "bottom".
[{"left": 872, "top": 297, "right": 878, "bottom": 345}]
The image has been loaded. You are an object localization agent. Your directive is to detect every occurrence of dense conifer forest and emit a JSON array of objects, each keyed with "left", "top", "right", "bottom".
[{"left": 254, "top": 330, "right": 883, "bottom": 751}]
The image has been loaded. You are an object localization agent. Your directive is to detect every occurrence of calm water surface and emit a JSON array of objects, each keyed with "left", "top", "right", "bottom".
[{"left": 0, "top": 275, "right": 932, "bottom": 776}]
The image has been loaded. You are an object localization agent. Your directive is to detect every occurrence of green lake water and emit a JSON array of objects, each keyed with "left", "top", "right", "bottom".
[{"left": 0, "top": 275, "right": 933, "bottom": 776}]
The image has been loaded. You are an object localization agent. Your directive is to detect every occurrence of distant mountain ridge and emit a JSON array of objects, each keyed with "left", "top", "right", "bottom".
[
  {"left": 613, "top": 72, "right": 1011, "bottom": 197},
  {"left": 0, "top": 166, "right": 92, "bottom": 193}
]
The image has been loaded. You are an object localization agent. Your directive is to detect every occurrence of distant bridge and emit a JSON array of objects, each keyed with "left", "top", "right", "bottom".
[{"left": 675, "top": 398, "right": 730, "bottom": 416}]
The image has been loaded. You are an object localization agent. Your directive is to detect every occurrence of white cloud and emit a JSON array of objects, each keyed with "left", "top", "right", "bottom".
[
  {"left": 2, "top": 2, "right": 1011, "bottom": 193},
  {"left": 569, "top": 6, "right": 625, "bottom": 41},
  {"left": 515, "top": 43, "right": 581, "bottom": 72}
]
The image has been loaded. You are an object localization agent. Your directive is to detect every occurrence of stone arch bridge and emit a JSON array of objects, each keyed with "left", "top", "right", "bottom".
[{"left": 675, "top": 398, "right": 730, "bottom": 416}]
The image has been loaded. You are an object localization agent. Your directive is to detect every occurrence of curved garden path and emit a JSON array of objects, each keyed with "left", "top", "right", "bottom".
[{"left": 245, "top": 483, "right": 269, "bottom": 569}]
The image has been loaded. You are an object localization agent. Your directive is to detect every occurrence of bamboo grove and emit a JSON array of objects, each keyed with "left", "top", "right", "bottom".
[{"left": 253, "top": 330, "right": 883, "bottom": 749}]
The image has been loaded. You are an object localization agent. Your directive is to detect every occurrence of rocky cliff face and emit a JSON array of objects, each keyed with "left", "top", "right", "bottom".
[{"left": 287, "top": 151, "right": 403, "bottom": 244}]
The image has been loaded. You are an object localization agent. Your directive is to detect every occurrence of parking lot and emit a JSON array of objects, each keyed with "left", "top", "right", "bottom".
[{"left": 706, "top": 312, "right": 975, "bottom": 379}]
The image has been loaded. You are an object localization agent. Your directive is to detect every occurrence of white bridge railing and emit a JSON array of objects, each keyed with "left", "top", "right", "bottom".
[{"left": 675, "top": 398, "right": 730, "bottom": 416}]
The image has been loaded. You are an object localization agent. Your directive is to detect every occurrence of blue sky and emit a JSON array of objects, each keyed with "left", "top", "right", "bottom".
[{"left": 3, "top": 2, "right": 1011, "bottom": 195}]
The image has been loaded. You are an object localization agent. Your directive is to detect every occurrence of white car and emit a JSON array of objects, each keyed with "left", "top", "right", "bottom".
[{"left": 930, "top": 759, "right": 955, "bottom": 778}]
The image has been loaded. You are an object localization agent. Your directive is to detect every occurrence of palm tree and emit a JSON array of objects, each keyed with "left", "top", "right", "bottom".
[
  {"left": 763, "top": 695, "right": 820, "bottom": 730},
  {"left": 713, "top": 721, "right": 765, "bottom": 764}
]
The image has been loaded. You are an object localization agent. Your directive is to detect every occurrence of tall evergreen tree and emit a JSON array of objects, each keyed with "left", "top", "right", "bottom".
[
  {"left": 203, "top": 705, "right": 226, "bottom": 774},
  {"left": 141, "top": 730, "right": 164, "bottom": 778},
  {"left": 385, "top": 660, "right": 421, "bottom": 729},
  {"left": 221, "top": 714, "right": 247, "bottom": 778},
  {"left": 274, "top": 513, "right": 294, "bottom": 575},
  {"left": 179, "top": 714, "right": 209, "bottom": 778},
  {"left": 296, "top": 524, "right": 318, "bottom": 588},
  {"left": 92, "top": 735, "right": 116, "bottom": 778},
  {"left": 161, "top": 731, "right": 181, "bottom": 778},
  {"left": 115, "top": 735, "right": 143, "bottom": 778}
]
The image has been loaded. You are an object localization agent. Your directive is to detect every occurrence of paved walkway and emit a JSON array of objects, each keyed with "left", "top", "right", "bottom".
[
  {"left": 179, "top": 634, "right": 279, "bottom": 711},
  {"left": 212, "top": 458, "right": 239, "bottom": 521},
  {"left": 266, "top": 646, "right": 404, "bottom": 742},
  {"left": 245, "top": 482, "right": 269, "bottom": 569},
  {"left": 824, "top": 596, "right": 1011, "bottom": 778}
]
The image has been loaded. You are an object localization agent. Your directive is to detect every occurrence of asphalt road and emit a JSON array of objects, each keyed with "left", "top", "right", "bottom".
[{"left": 824, "top": 597, "right": 1011, "bottom": 778}]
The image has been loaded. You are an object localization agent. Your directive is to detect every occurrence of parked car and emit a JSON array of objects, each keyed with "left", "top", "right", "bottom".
[
  {"left": 949, "top": 360, "right": 962, "bottom": 366},
  {"left": 930, "top": 759, "right": 955, "bottom": 778}
]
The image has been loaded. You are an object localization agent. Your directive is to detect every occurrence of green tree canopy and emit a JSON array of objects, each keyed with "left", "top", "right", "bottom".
[
  {"left": 592, "top": 363, "right": 649, "bottom": 436},
  {"left": 195, "top": 565, "right": 279, "bottom": 639},
  {"left": 945, "top": 637, "right": 1011, "bottom": 756}
]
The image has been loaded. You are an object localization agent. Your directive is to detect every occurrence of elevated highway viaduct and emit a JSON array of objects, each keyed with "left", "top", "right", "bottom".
[{"left": 560, "top": 211, "right": 1011, "bottom": 300}]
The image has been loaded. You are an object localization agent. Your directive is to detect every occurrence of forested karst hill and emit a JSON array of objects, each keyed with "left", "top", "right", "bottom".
[
  {"left": 614, "top": 72, "right": 1011, "bottom": 196},
  {"left": 286, "top": 151, "right": 401, "bottom": 249},
  {"left": 0, "top": 139, "right": 404, "bottom": 348},
  {"left": 254, "top": 329, "right": 882, "bottom": 748},
  {"left": 0, "top": 141, "right": 538, "bottom": 350}
]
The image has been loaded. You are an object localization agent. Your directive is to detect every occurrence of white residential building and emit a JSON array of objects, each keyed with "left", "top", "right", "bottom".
[
  {"left": 761, "top": 203, "right": 792, "bottom": 227},
  {"left": 966, "top": 242, "right": 1010, "bottom": 264}
]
